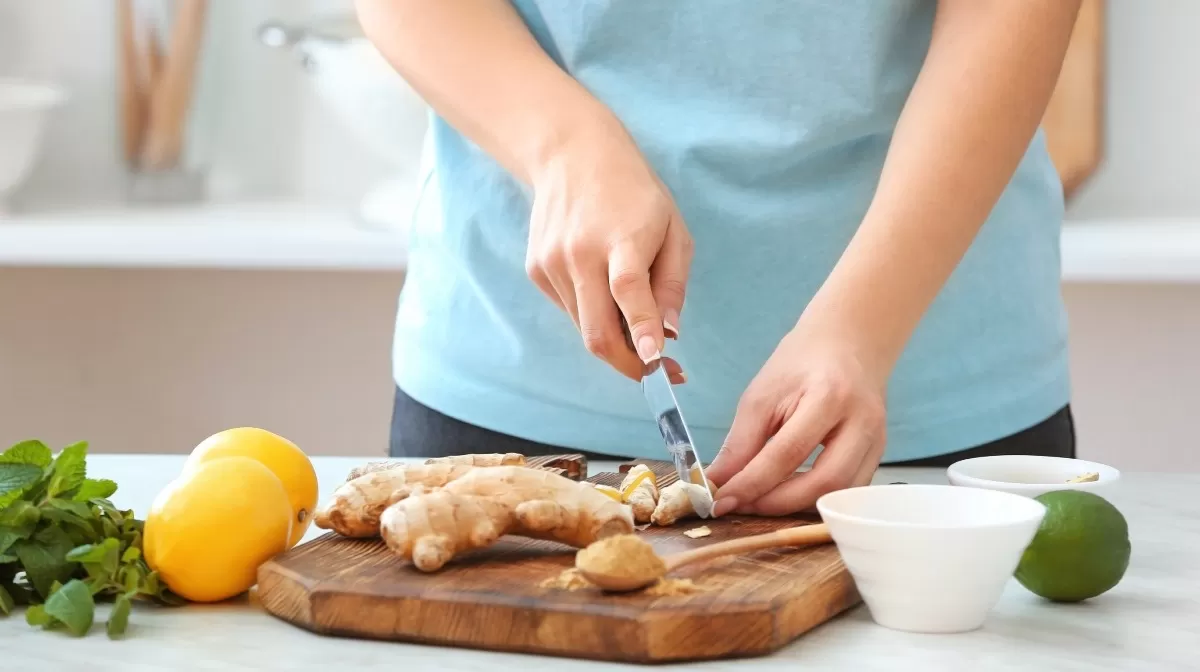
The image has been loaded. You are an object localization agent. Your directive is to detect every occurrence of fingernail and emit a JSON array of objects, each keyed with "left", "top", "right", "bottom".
[
  {"left": 663, "top": 313, "right": 680, "bottom": 339},
  {"left": 635, "top": 334, "right": 660, "bottom": 363},
  {"left": 677, "top": 371, "right": 687, "bottom": 383},
  {"left": 712, "top": 497, "right": 738, "bottom": 518}
]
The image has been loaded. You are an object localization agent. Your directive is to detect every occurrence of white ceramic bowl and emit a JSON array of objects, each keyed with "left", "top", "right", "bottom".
[
  {"left": 816, "top": 484, "right": 1045, "bottom": 634},
  {"left": 0, "top": 78, "right": 66, "bottom": 213},
  {"left": 947, "top": 455, "right": 1120, "bottom": 499}
]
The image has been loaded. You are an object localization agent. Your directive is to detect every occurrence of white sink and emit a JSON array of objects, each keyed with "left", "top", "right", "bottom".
[{"left": 0, "top": 78, "right": 67, "bottom": 214}]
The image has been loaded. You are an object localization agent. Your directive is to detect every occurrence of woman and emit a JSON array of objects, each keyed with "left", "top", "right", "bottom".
[{"left": 358, "top": 0, "right": 1081, "bottom": 517}]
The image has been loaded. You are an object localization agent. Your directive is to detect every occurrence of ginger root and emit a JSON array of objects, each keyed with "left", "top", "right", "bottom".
[
  {"left": 425, "top": 453, "right": 526, "bottom": 468},
  {"left": 345, "top": 453, "right": 527, "bottom": 481},
  {"left": 344, "top": 460, "right": 405, "bottom": 481},
  {"left": 313, "top": 463, "right": 476, "bottom": 537},
  {"left": 619, "top": 465, "right": 659, "bottom": 524},
  {"left": 651, "top": 478, "right": 717, "bottom": 526},
  {"left": 380, "top": 466, "right": 634, "bottom": 572}
]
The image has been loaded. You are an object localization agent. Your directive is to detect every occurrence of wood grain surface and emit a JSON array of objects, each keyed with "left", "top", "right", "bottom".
[{"left": 257, "top": 457, "right": 860, "bottom": 663}]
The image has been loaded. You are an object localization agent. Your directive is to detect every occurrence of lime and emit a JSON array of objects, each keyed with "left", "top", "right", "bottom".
[{"left": 1014, "top": 490, "right": 1131, "bottom": 602}]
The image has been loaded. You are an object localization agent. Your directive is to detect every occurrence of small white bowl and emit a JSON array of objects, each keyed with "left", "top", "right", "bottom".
[
  {"left": 0, "top": 78, "right": 67, "bottom": 213},
  {"left": 947, "top": 455, "right": 1120, "bottom": 499},
  {"left": 816, "top": 484, "right": 1045, "bottom": 634}
]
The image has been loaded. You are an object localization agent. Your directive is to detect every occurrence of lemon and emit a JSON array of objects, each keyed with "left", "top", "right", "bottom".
[
  {"left": 1014, "top": 490, "right": 1131, "bottom": 602},
  {"left": 145, "top": 456, "right": 293, "bottom": 603},
  {"left": 185, "top": 427, "right": 318, "bottom": 547}
]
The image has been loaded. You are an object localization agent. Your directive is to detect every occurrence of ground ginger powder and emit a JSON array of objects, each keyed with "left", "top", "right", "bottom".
[
  {"left": 542, "top": 534, "right": 710, "bottom": 596},
  {"left": 575, "top": 534, "right": 666, "bottom": 584}
]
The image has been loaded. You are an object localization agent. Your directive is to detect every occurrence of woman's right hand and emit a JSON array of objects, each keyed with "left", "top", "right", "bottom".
[{"left": 526, "top": 116, "right": 693, "bottom": 382}]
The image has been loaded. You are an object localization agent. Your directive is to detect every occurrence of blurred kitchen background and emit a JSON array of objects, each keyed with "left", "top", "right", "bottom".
[{"left": 1, "top": 1, "right": 1197, "bottom": 470}]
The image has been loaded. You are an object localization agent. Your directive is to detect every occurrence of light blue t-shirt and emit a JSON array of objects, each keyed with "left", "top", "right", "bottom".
[{"left": 392, "top": 0, "right": 1070, "bottom": 462}]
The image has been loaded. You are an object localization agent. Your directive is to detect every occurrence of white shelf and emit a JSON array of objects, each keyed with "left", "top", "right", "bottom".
[
  {"left": 1, "top": 205, "right": 1198, "bottom": 282},
  {"left": 1061, "top": 219, "right": 1200, "bottom": 283},
  {"left": 0, "top": 202, "right": 407, "bottom": 271}
]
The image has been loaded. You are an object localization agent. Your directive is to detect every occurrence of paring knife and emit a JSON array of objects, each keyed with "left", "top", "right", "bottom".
[{"left": 620, "top": 316, "right": 715, "bottom": 518}]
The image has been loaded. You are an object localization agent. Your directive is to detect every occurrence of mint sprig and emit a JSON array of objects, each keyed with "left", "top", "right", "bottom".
[{"left": 0, "top": 439, "right": 182, "bottom": 638}]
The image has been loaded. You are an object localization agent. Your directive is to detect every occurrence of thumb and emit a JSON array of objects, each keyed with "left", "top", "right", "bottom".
[{"left": 650, "top": 214, "right": 693, "bottom": 339}]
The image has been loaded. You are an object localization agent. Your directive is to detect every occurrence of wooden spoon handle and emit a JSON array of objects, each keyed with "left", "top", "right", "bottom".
[{"left": 664, "top": 523, "right": 832, "bottom": 571}]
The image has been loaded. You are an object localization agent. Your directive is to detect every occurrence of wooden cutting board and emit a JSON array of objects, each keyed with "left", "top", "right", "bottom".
[{"left": 257, "top": 457, "right": 861, "bottom": 663}]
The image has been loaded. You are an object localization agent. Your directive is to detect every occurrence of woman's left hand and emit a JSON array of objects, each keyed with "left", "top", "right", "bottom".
[{"left": 704, "top": 322, "right": 890, "bottom": 517}]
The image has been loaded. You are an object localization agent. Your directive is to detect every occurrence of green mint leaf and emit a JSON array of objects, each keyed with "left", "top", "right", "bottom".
[
  {"left": 121, "top": 546, "right": 141, "bottom": 563},
  {"left": 72, "top": 479, "right": 118, "bottom": 502},
  {"left": 0, "top": 440, "right": 53, "bottom": 468},
  {"left": 106, "top": 592, "right": 132, "bottom": 638},
  {"left": 101, "top": 517, "right": 120, "bottom": 540},
  {"left": 46, "top": 442, "right": 88, "bottom": 498},
  {"left": 16, "top": 526, "right": 77, "bottom": 598},
  {"left": 14, "top": 541, "right": 68, "bottom": 599},
  {"left": 84, "top": 575, "right": 108, "bottom": 596},
  {"left": 0, "top": 501, "right": 41, "bottom": 535},
  {"left": 42, "top": 579, "right": 94, "bottom": 636},
  {"left": 0, "top": 553, "right": 17, "bottom": 564},
  {"left": 122, "top": 530, "right": 142, "bottom": 554},
  {"left": 120, "top": 565, "right": 142, "bottom": 594},
  {"left": 0, "top": 582, "right": 14, "bottom": 614},
  {"left": 99, "top": 537, "right": 121, "bottom": 576},
  {"left": 93, "top": 499, "right": 124, "bottom": 525},
  {"left": 45, "top": 498, "right": 93, "bottom": 518},
  {"left": 65, "top": 543, "right": 107, "bottom": 564},
  {"left": 0, "top": 463, "right": 43, "bottom": 507},
  {"left": 120, "top": 515, "right": 140, "bottom": 536},
  {"left": 140, "top": 571, "right": 160, "bottom": 597},
  {"left": 0, "top": 528, "right": 22, "bottom": 556},
  {"left": 38, "top": 506, "right": 98, "bottom": 542},
  {"left": 82, "top": 562, "right": 109, "bottom": 584},
  {"left": 25, "top": 603, "right": 52, "bottom": 627},
  {"left": 139, "top": 569, "right": 184, "bottom": 606}
]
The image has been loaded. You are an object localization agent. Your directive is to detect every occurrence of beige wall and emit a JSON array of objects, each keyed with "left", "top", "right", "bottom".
[
  {"left": 1, "top": 268, "right": 1196, "bottom": 471},
  {"left": 0, "top": 268, "right": 402, "bottom": 458},
  {"left": 1062, "top": 283, "right": 1200, "bottom": 472}
]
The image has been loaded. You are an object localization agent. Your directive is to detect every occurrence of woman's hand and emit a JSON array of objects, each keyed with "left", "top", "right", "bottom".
[
  {"left": 355, "top": 0, "right": 691, "bottom": 381},
  {"left": 526, "top": 118, "right": 693, "bottom": 381},
  {"left": 704, "top": 321, "right": 889, "bottom": 516}
]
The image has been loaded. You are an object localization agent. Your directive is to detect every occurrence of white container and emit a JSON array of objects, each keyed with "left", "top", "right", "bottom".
[
  {"left": 0, "top": 79, "right": 66, "bottom": 214},
  {"left": 947, "top": 455, "right": 1120, "bottom": 499},
  {"left": 816, "top": 484, "right": 1045, "bottom": 634},
  {"left": 258, "top": 17, "right": 429, "bottom": 230}
]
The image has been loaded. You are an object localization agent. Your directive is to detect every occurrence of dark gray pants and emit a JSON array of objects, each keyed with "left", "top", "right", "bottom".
[{"left": 388, "top": 387, "right": 1075, "bottom": 468}]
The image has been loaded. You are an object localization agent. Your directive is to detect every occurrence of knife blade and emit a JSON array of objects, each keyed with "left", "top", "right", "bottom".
[{"left": 620, "top": 316, "right": 715, "bottom": 518}]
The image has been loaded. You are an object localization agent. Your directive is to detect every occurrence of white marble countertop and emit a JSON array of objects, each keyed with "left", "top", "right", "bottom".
[{"left": 6, "top": 455, "right": 1198, "bottom": 671}]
